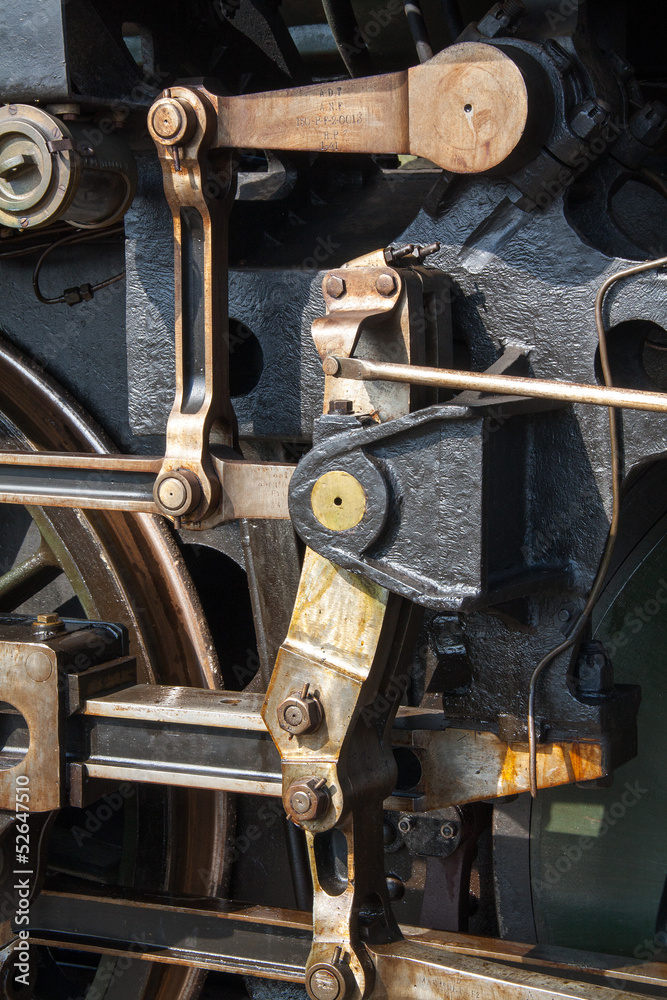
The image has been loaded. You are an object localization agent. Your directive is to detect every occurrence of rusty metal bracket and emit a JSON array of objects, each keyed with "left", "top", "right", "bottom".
[
  {"left": 313, "top": 249, "right": 454, "bottom": 422},
  {"left": 0, "top": 617, "right": 133, "bottom": 813}
]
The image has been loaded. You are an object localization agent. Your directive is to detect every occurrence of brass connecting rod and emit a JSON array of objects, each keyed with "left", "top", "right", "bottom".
[{"left": 324, "top": 355, "right": 667, "bottom": 414}]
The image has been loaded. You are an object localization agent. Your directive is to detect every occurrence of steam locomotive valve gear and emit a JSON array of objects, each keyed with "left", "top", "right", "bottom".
[{"left": 1, "top": 2, "right": 667, "bottom": 1000}]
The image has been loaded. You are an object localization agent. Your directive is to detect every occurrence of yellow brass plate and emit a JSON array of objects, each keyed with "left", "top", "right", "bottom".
[{"left": 310, "top": 470, "right": 366, "bottom": 532}]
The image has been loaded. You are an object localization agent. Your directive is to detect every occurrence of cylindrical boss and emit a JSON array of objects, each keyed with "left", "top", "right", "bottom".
[
  {"left": 408, "top": 40, "right": 555, "bottom": 174},
  {"left": 0, "top": 104, "right": 137, "bottom": 230}
]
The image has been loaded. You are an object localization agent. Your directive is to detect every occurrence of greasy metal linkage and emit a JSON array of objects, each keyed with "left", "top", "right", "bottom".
[
  {"left": 322, "top": 354, "right": 667, "bottom": 414},
  {"left": 25, "top": 888, "right": 667, "bottom": 1000},
  {"left": 0, "top": 451, "right": 293, "bottom": 522}
]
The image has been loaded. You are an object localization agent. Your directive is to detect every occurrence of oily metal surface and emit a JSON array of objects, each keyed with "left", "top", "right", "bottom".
[{"left": 0, "top": 335, "right": 228, "bottom": 1000}]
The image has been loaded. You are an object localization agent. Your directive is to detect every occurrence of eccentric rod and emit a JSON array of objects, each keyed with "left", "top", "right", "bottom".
[{"left": 323, "top": 356, "right": 667, "bottom": 414}]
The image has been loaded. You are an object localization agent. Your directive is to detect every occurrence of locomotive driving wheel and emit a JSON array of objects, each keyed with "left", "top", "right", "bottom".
[{"left": 0, "top": 336, "right": 230, "bottom": 1000}]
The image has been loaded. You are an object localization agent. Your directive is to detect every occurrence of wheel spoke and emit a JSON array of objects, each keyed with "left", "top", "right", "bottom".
[{"left": 0, "top": 538, "right": 62, "bottom": 611}]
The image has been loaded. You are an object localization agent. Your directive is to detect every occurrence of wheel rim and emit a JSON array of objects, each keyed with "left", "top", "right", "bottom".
[
  {"left": 0, "top": 336, "right": 230, "bottom": 1000},
  {"left": 530, "top": 465, "right": 667, "bottom": 958}
]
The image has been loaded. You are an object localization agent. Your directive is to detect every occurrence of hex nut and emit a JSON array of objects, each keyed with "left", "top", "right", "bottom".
[
  {"left": 325, "top": 274, "right": 346, "bottom": 299},
  {"left": 376, "top": 272, "right": 397, "bottom": 296},
  {"left": 440, "top": 821, "right": 458, "bottom": 840},
  {"left": 36, "top": 613, "right": 61, "bottom": 626},
  {"left": 397, "top": 815, "right": 414, "bottom": 835},
  {"left": 31, "top": 613, "right": 65, "bottom": 638},
  {"left": 328, "top": 400, "right": 354, "bottom": 415},
  {"left": 569, "top": 99, "right": 607, "bottom": 141},
  {"left": 285, "top": 776, "right": 330, "bottom": 823},
  {"left": 277, "top": 684, "right": 324, "bottom": 736}
]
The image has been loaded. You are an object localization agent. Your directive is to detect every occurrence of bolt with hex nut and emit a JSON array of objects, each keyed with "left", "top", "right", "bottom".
[
  {"left": 376, "top": 272, "right": 397, "bottom": 296},
  {"left": 325, "top": 274, "right": 346, "bottom": 298},
  {"left": 277, "top": 683, "right": 324, "bottom": 736},
  {"left": 285, "top": 776, "right": 330, "bottom": 823}
]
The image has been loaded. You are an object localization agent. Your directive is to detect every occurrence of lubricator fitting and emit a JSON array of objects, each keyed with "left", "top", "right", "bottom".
[{"left": 0, "top": 104, "right": 136, "bottom": 230}]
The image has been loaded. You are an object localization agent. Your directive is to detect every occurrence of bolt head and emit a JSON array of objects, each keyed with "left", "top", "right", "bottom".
[
  {"left": 376, "top": 272, "right": 397, "bottom": 296},
  {"left": 31, "top": 613, "right": 65, "bottom": 638},
  {"left": 37, "top": 614, "right": 60, "bottom": 625},
  {"left": 290, "top": 790, "right": 313, "bottom": 814},
  {"left": 154, "top": 469, "right": 201, "bottom": 518},
  {"left": 397, "top": 815, "right": 413, "bottom": 835},
  {"left": 277, "top": 688, "right": 323, "bottom": 736},
  {"left": 325, "top": 274, "right": 346, "bottom": 299},
  {"left": 148, "top": 97, "right": 196, "bottom": 148},
  {"left": 386, "top": 875, "right": 405, "bottom": 902},
  {"left": 25, "top": 650, "right": 53, "bottom": 682},
  {"left": 285, "top": 705, "right": 305, "bottom": 727},
  {"left": 440, "top": 821, "right": 458, "bottom": 840},
  {"left": 150, "top": 100, "right": 186, "bottom": 141},
  {"left": 328, "top": 399, "right": 353, "bottom": 415},
  {"left": 286, "top": 777, "right": 330, "bottom": 823}
]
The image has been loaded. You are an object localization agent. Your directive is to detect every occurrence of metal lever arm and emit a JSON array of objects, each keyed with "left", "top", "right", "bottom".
[
  {"left": 262, "top": 551, "right": 420, "bottom": 1000},
  {"left": 149, "top": 86, "right": 238, "bottom": 523},
  {"left": 207, "top": 41, "right": 539, "bottom": 175}
]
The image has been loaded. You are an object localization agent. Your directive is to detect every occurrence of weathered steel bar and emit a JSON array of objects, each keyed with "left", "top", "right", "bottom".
[
  {"left": 27, "top": 889, "right": 667, "bottom": 999},
  {"left": 0, "top": 685, "right": 611, "bottom": 809},
  {"left": 0, "top": 453, "right": 293, "bottom": 518},
  {"left": 326, "top": 356, "right": 667, "bottom": 414}
]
